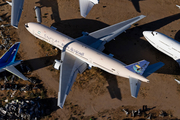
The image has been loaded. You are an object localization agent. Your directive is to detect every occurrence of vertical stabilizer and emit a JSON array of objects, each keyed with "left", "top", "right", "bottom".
[{"left": 0, "top": 42, "right": 20, "bottom": 63}]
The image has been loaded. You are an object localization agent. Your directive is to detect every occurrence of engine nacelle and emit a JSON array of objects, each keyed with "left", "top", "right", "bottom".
[{"left": 53, "top": 59, "right": 62, "bottom": 70}]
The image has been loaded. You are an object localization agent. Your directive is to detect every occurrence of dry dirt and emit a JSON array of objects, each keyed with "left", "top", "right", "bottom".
[{"left": 1, "top": 0, "right": 180, "bottom": 119}]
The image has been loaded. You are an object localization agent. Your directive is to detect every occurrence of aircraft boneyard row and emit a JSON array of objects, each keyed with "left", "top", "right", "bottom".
[{"left": 3, "top": 0, "right": 180, "bottom": 109}]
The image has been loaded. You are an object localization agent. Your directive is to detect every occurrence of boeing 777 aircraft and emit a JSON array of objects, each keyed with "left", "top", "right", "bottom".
[
  {"left": 25, "top": 15, "right": 164, "bottom": 108},
  {"left": 0, "top": 42, "right": 28, "bottom": 80},
  {"left": 6, "top": 0, "right": 24, "bottom": 28},
  {"left": 143, "top": 31, "right": 180, "bottom": 66}
]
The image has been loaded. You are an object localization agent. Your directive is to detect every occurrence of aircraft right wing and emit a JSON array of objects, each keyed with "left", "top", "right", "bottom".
[
  {"left": 3, "top": 65, "right": 28, "bottom": 80},
  {"left": 76, "top": 15, "right": 146, "bottom": 51},
  {"left": 58, "top": 51, "right": 87, "bottom": 108},
  {"left": 79, "top": 0, "right": 99, "bottom": 17},
  {"left": 7, "top": 0, "right": 24, "bottom": 28}
]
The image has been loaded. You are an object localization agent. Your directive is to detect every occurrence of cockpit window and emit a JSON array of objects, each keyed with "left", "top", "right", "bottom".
[
  {"left": 25, "top": 24, "right": 29, "bottom": 28},
  {"left": 151, "top": 31, "right": 154, "bottom": 36}
]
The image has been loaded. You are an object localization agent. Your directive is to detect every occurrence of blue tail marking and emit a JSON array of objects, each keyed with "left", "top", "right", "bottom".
[
  {"left": 126, "top": 60, "right": 164, "bottom": 77},
  {"left": 125, "top": 60, "right": 150, "bottom": 75},
  {"left": 0, "top": 42, "right": 20, "bottom": 63}
]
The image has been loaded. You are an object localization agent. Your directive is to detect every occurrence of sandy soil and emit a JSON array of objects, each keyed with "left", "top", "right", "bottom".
[{"left": 1, "top": 0, "right": 180, "bottom": 119}]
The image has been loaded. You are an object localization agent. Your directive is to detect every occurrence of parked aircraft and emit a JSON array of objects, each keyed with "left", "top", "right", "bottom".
[
  {"left": 79, "top": 0, "right": 99, "bottom": 17},
  {"left": 143, "top": 31, "right": 180, "bottom": 66},
  {"left": 6, "top": 0, "right": 97, "bottom": 28},
  {"left": 6, "top": 0, "right": 24, "bottom": 28},
  {"left": 0, "top": 42, "right": 28, "bottom": 80},
  {"left": 25, "top": 15, "right": 164, "bottom": 108}
]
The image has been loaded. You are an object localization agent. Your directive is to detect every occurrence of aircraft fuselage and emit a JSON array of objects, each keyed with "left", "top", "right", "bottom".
[
  {"left": 143, "top": 31, "right": 180, "bottom": 62},
  {"left": 25, "top": 22, "right": 149, "bottom": 82}
]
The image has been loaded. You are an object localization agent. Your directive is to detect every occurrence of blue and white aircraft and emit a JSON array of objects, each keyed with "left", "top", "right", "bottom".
[{"left": 0, "top": 42, "right": 28, "bottom": 80}]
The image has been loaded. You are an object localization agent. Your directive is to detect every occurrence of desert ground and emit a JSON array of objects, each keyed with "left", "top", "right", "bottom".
[{"left": 1, "top": 0, "right": 180, "bottom": 119}]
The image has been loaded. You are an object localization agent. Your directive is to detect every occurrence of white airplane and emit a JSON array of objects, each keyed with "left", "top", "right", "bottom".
[
  {"left": 0, "top": 42, "right": 28, "bottom": 80},
  {"left": 79, "top": 0, "right": 99, "bottom": 17},
  {"left": 143, "top": 31, "right": 180, "bottom": 66},
  {"left": 25, "top": 15, "right": 164, "bottom": 108}
]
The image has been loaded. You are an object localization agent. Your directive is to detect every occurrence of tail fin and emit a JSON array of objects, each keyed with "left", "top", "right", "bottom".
[
  {"left": 125, "top": 60, "right": 150, "bottom": 76},
  {"left": 126, "top": 60, "right": 164, "bottom": 98},
  {"left": 0, "top": 42, "right": 20, "bottom": 63},
  {"left": 125, "top": 60, "right": 164, "bottom": 77}
]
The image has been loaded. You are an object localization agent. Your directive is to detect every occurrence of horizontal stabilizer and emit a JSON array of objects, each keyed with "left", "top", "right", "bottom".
[
  {"left": 125, "top": 60, "right": 149, "bottom": 75},
  {"left": 129, "top": 77, "right": 141, "bottom": 98},
  {"left": 142, "top": 62, "right": 164, "bottom": 78},
  {"left": 4, "top": 65, "right": 28, "bottom": 80}
]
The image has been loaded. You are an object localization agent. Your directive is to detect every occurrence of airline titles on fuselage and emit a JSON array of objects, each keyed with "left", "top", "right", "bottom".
[{"left": 37, "top": 31, "right": 85, "bottom": 57}]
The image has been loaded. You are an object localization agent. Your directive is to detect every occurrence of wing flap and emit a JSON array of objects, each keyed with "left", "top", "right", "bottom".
[
  {"left": 3, "top": 65, "right": 28, "bottom": 80},
  {"left": 58, "top": 52, "right": 87, "bottom": 108},
  {"left": 129, "top": 77, "right": 141, "bottom": 98}
]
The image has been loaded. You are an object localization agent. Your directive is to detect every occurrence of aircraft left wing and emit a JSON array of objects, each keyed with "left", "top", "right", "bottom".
[
  {"left": 58, "top": 51, "right": 87, "bottom": 108},
  {"left": 7, "top": 0, "right": 24, "bottom": 28},
  {"left": 76, "top": 15, "right": 146, "bottom": 51},
  {"left": 3, "top": 65, "right": 28, "bottom": 80}
]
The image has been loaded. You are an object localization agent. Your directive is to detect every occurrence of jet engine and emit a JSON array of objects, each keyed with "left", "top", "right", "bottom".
[{"left": 53, "top": 59, "right": 62, "bottom": 70}]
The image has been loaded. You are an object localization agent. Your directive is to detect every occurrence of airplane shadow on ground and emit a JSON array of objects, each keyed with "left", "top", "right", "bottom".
[
  {"left": 23, "top": 55, "right": 60, "bottom": 71},
  {"left": 0, "top": 2, "right": 7, "bottom": 7},
  {"left": 129, "top": 0, "right": 145, "bottom": 13},
  {"left": 35, "top": 0, "right": 61, "bottom": 23}
]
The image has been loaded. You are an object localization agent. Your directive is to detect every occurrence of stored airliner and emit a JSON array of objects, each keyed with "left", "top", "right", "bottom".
[
  {"left": 143, "top": 31, "right": 180, "bottom": 66},
  {"left": 25, "top": 15, "right": 164, "bottom": 108}
]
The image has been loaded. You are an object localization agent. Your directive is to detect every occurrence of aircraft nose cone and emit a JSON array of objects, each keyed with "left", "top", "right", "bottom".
[{"left": 143, "top": 31, "right": 151, "bottom": 36}]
